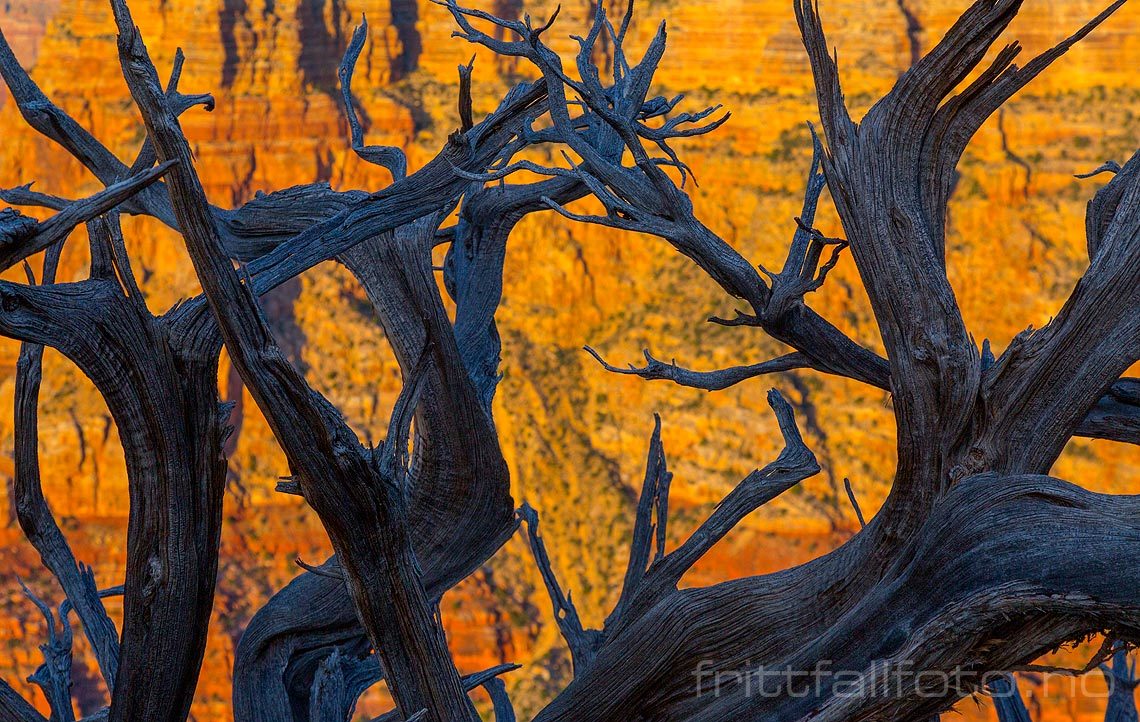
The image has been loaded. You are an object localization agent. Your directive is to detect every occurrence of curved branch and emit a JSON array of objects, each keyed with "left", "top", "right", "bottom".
[
  {"left": 442, "top": 0, "right": 891, "bottom": 402},
  {"left": 338, "top": 18, "right": 408, "bottom": 180},
  {"left": 0, "top": 26, "right": 172, "bottom": 223},
  {"left": 796, "top": 0, "right": 1133, "bottom": 488},
  {"left": 0, "top": 161, "right": 174, "bottom": 271},
  {"left": 584, "top": 346, "right": 814, "bottom": 391},
  {"left": 234, "top": 153, "right": 592, "bottom": 714},
  {"left": 0, "top": 272, "right": 227, "bottom": 722},
  {"left": 537, "top": 476, "right": 1140, "bottom": 722},
  {"left": 127, "top": 47, "right": 215, "bottom": 176},
  {"left": 976, "top": 146, "right": 1140, "bottom": 475},
  {"left": 13, "top": 247, "right": 121, "bottom": 693},
  {"left": 110, "top": 3, "right": 478, "bottom": 720},
  {"left": 233, "top": 114, "right": 597, "bottom": 722}
]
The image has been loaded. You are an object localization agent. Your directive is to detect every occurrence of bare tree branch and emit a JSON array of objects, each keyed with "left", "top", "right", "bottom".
[
  {"left": 978, "top": 146, "right": 1140, "bottom": 475},
  {"left": 307, "top": 650, "right": 381, "bottom": 722},
  {"left": 17, "top": 579, "right": 74, "bottom": 722},
  {"left": 369, "top": 665, "right": 521, "bottom": 722},
  {"left": 1102, "top": 646, "right": 1139, "bottom": 722},
  {"left": 232, "top": 80, "right": 611, "bottom": 713},
  {"left": 518, "top": 503, "right": 602, "bottom": 674},
  {"left": 797, "top": 0, "right": 990, "bottom": 517},
  {"left": 609, "top": 391, "right": 818, "bottom": 633},
  {"left": 584, "top": 346, "right": 815, "bottom": 391},
  {"left": 457, "top": 55, "right": 476, "bottom": 133},
  {"left": 483, "top": 677, "right": 516, "bottom": 722},
  {"left": 127, "top": 47, "right": 215, "bottom": 176},
  {"left": 987, "top": 675, "right": 1032, "bottom": 722},
  {"left": 0, "top": 678, "right": 47, "bottom": 722},
  {"left": 108, "top": 4, "right": 481, "bottom": 720},
  {"left": 338, "top": 17, "right": 408, "bottom": 180},
  {"left": 843, "top": 477, "right": 866, "bottom": 529},
  {"left": 13, "top": 243, "right": 121, "bottom": 693},
  {"left": 522, "top": 389, "right": 818, "bottom": 684},
  {"left": 612, "top": 414, "right": 671, "bottom": 618},
  {"left": 0, "top": 161, "right": 174, "bottom": 271},
  {"left": 0, "top": 19, "right": 545, "bottom": 264},
  {"left": 0, "top": 249, "right": 228, "bottom": 722},
  {"left": 232, "top": 167, "right": 581, "bottom": 722}
]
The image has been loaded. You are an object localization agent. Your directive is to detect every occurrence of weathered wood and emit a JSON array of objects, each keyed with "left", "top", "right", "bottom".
[
  {"left": 0, "top": 1, "right": 1138, "bottom": 721},
  {"left": 988, "top": 675, "right": 1032, "bottom": 722},
  {"left": 233, "top": 41, "right": 597, "bottom": 710},
  {"left": 0, "top": 270, "right": 228, "bottom": 722},
  {"left": 337, "top": 18, "right": 408, "bottom": 180},
  {"left": 439, "top": 2, "right": 1140, "bottom": 720},
  {"left": 0, "top": 162, "right": 173, "bottom": 272},
  {"left": 0, "top": 678, "right": 47, "bottom": 722},
  {"left": 1103, "top": 648, "right": 1140, "bottom": 722},
  {"left": 109, "top": 3, "right": 480, "bottom": 720},
  {"left": 17, "top": 579, "right": 74, "bottom": 722},
  {"left": 13, "top": 242, "right": 121, "bottom": 693}
]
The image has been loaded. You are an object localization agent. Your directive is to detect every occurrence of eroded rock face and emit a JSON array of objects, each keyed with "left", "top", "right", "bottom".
[
  {"left": 0, "top": 0, "right": 61, "bottom": 77},
  {"left": 0, "top": 1, "right": 1137, "bottom": 718}
]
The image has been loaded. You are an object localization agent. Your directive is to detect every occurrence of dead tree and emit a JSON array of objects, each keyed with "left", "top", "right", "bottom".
[
  {"left": 991, "top": 647, "right": 1138, "bottom": 722},
  {"left": 1, "top": 1, "right": 1139, "bottom": 721},
  {"left": 1104, "top": 649, "right": 1140, "bottom": 722}
]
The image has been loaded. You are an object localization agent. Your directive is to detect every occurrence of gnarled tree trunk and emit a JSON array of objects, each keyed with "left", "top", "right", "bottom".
[{"left": 0, "top": 0, "right": 1138, "bottom": 721}]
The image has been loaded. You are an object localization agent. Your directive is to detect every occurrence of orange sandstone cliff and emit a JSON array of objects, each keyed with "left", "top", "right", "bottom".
[{"left": 0, "top": 1, "right": 1138, "bottom": 719}]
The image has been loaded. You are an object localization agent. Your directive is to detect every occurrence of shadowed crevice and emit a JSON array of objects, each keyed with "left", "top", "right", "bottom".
[
  {"left": 896, "top": 0, "right": 922, "bottom": 67},
  {"left": 219, "top": 0, "right": 250, "bottom": 89},
  {"left": 389, "top": 0, "right": 422, "bottom": 80},
  {"left": 297, "top": 0, "right": 348, "bottom": 93}
]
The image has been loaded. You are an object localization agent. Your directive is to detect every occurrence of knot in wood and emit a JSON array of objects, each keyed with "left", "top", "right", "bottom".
[
  {"left": 23, "top": 100, "right": 54, "bottom": 126},
  {"left": 909, "top": 328, "right": 945, "bottom": 365},
  {"left": 0, "top": 289, "right": 21, "bottom": 314},
  {"left": 140, "top": 554, "right": 166, "bottom": 601},
  {"left": 948, "top": 446, "right": 988, "bottom": 484},
  {"left": 0, "top": 208, "right": 38, "bottom": 247}
]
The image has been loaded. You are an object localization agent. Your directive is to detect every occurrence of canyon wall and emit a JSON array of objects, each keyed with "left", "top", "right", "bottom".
[{"left": 0, "top": 0, "right": 1138, "bottom": 719}]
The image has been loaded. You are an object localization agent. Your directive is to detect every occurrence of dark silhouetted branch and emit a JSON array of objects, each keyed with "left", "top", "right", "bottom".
[
  {"left": 518, "top": 504, "right": 601, "bottom": 674},
  {"left": 584, "top": 346, "right": 814, "bottom": 391},
  {"left": 338, "top": 18, "right": 408, "bottom": 180},
  {"left": 844, "top": 477, "right": 866, "bottom": 529},
  {"left": 13, "top": 243, "right": 122, "bottom": 694},
  {"left": 0, "top": 161, "right": 174, "bottom": 271}
]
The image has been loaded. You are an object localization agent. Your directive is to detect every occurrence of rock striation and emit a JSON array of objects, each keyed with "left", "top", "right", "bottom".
[{"left": 0, "top": 1, "right": 1137, "bottom": 718}]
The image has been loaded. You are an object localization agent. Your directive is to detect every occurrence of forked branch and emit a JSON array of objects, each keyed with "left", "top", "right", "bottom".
[
  {"left": 0, "top": 161, "right": 174, "bottom": 271},
  {"left": 338, "top": 17, "right": 408, "bottom": 180},
  {"left": 110, "top": 2, "right": 477, "bottom": 719},
  {"left": 523, "top": 389, "right": 818, "bottom": 675},
  {"left": 518, "top": 504, "right": 602, "bottom": 675},
  {"left": 584, "top": 346, "right": 816, "bottom": 392}
]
